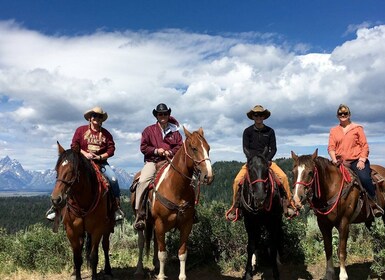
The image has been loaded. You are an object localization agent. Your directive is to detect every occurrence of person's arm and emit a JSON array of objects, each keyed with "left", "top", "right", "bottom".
[
  {"left": 328, "top": 128, "right": 338, "bottom": 164},
  {"left": 267, "top": 129, "right": 277, "bottom": 162}
]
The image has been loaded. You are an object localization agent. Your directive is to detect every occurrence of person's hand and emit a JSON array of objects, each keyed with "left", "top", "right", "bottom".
[
  {"left": 357, "top": 160, "right": 365, "bottom": 170},
  {"left": 157, "top": 148, "right": 166, "bottom": 156}
]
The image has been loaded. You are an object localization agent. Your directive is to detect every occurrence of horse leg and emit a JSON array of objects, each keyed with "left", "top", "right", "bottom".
[
  {"left": 318, "top": 219, "right": 335, "bottom": 280},
  {"left": 102, "top": 233, "right": 112, "bottom": 277},
  {"left": 89, "top": 235, "right": 103, "bottom": 280},
  {"left": 267, "top": 215, "right": 281, "bottom": 280},
  {"left": 155, "top": 223, "right": 168, "bottom": 280},
  {"left": 67, "top": 230, "right": 83, "bottom": 280},
  {"left": 243, "top": 216, "right": 258, "bottom": 280},
  {"left": 134, "top": 230, "right": 145, "bottom": 277},
  {"left": 337, "top": 220, "right": 350, "bottom": 280},
  {"left": 177, "top": 222, "right": 193, "bottom": 280}
]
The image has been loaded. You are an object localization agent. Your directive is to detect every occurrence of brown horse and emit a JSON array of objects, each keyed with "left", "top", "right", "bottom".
[
  {"left": 50, "top": 142, "right": 115, "bottom": 280},
  {"left": 291, "top": 149, "right": 385, "bottom": 280},
  {"left": 133, "top": 127, "right": 214, "bottom": 280}
]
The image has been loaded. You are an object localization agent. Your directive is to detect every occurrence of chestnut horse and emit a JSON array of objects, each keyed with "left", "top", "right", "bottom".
[
  {"left": 240, "top": 148, "right": 284, "bottom": 280},
  {"left": 291, "top": 149, "right": 385, "bottom": 280},
  {"left": 50, "top": 142, "right": 115, "bottom": 280},
  {"left": 133, "top": 127, "right": 213, "bottom": 280}
]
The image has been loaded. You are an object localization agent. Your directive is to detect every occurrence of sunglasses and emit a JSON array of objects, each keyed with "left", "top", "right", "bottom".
[
  {"left": 157, "top": 112, "right": 169, "bottom": 117},
  {"left": 91, "top": 113, "right": 104, "bottom": 119},
  {"left": 253, "top": 113, "right": 264, "bottom": 118},
  {"left": 338, "top": 112, "right": 349, "bottom": 117}
]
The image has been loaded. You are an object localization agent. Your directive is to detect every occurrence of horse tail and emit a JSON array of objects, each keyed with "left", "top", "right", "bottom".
[
  {"left": 144, "top": 220, "right": 153, "bottom": 258},
  {"left": 85, "top": 232, "right": 92, "bottom": 268}
]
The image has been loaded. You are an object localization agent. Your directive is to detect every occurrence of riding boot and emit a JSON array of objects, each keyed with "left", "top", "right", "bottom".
[
  {"left": 134, "top": 211, "right": 145, "bottom": 230},
  {"left": 114, "top": 197, "right": 125, "bottom": 222},
  {"left": 368, "top": 195, "right": 384, "bottom": 218}
]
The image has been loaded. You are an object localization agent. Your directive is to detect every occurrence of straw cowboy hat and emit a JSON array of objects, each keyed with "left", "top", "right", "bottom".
[
  {"left": 152, "top": 103, "right": 172, "bottom": 117},
  {"left": 84, "top": 106, "right": 108, "bottom": 122},
  {"left": 246, "top": 105, "right": 271, "bottom": 120}
]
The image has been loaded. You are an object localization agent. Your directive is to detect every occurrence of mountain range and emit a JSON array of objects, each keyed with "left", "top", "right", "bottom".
[{"left": 0, "top": 156, "right": 134, "bottom": 192}]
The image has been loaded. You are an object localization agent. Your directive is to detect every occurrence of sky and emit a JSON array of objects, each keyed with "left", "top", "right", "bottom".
[{"left": 0, "top": 0, "right": 385, "bottom": 173}]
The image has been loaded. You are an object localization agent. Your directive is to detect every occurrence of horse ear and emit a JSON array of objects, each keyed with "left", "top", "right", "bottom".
[
  {"left": 57, "top": 141, "right": 65, "bottom": 155},
  {"left": 183, "top": 126, "right": 192, "bottom": 138},
  {"left": 311, "top": 148, "right": 318, "bottom": 160},
  {"left": 198, "top": 127, "right": 204, "bottom": 136},
  {"left": 262, "top": 146, "right": 269, "bottom": 158},
  {"left": 291, "top": 151, "right": 298, "bottom": 161}
]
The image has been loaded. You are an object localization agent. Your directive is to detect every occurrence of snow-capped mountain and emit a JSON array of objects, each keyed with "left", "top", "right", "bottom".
[{"left": 0, "top": 156, "right": 134, "bottom": 192}]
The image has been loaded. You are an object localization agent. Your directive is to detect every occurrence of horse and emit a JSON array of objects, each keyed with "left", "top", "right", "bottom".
[
  {"left": 291, "top": 149, "right": 385, "bottom": 280},
  {"left": 239, "top": 148, "right": 285, "bottom": 280},
  {"left": 132, "top": 127, "right": 214, "bottom": 280},
  {"left": 50, "top": 142, "right": 115, "bottom": 280}
]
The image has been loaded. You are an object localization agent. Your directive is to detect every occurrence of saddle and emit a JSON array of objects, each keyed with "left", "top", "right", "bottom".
[{"left": 341, "top": 163, "right": 384, "bottom": 219}]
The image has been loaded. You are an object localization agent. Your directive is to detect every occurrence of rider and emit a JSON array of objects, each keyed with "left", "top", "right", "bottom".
[
  {"left": 133, "top": 103, "right": 183, "bottom": 230},
  {"left": 46, "top": 106, "right": 125, "bottom": 222},
  {"left": 328, "top": 104, "right": 384, "bottom": 217},
  {"left": 226, "top": 104, "right": 293, "bottom": 221}
]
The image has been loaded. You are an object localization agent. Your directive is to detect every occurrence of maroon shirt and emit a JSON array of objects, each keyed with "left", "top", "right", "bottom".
[
  {"left": 140, "top": 116, "right": 183, "bottom": 163},
  {"left": 71, "top": 125, "right": 115, "bottom": 158}
]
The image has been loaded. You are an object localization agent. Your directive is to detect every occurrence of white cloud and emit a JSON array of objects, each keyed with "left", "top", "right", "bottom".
[{"left": 0, "top": 21, "right": 385, "bottom": 171}]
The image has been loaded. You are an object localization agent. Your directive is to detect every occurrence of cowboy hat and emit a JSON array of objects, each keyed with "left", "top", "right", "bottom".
[
  {"left": 84, "top": 106, "right": 108, "bottom": 122},
  {"left": 246, "top": 105, "right": 271, "bottom": 120},
  {"left": 152, "top": 103, "right": 172, "bottom": 117}
]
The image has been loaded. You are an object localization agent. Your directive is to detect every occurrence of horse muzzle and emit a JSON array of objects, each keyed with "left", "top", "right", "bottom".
[{"left": 51, "top": 194, "right": 66, "bottom": 208}]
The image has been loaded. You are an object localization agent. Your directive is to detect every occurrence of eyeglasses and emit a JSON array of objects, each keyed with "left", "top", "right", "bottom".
[
  {"left": 157, "top": 113, "right": 169, "bottom": 117},
  {"left": 91, "top": 113, "right": 103, "bottom": 119},
  {"left": 338, "top": 112, "right": 349, "bottom": 117}
]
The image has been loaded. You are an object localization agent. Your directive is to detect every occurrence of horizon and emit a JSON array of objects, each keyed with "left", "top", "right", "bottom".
[{"left": 1, "top": 1, "right": 385, "bottom": 172}]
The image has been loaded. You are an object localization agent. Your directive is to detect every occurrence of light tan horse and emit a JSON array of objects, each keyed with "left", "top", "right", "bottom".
[
  {"left": 291, "top": 149, "right": 385, "bottom": 280},
  {"left": 133, "top": 127, "right": 214, "bottom": 280}
]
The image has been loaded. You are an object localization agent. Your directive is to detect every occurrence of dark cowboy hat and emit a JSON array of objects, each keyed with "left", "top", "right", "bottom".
[
  {"left": 246, "top": 105, "right": 271, "bottom": 120},
  {"left": 152, "top": 103, "right": 172, "bottom": 117},
  {"left": 84, "top": 106, "right": 108, "bottom": 122}
]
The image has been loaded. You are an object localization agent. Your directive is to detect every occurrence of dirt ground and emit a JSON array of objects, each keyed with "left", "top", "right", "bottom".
[{"left": 2, "top": 261, "right": 377, "bottom": 280}]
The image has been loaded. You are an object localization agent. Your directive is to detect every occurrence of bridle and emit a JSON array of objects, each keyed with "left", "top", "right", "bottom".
[{"left": 242, "top": 162, "right": 275, "bottom": 212}]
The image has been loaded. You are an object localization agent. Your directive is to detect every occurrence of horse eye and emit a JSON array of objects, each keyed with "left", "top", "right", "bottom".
[{"left": 308, "top": 171, "right": 314, "bottom": 177}]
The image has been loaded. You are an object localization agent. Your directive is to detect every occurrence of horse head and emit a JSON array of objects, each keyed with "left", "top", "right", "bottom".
[
  {"left": 50, "top": 142, "right": 81, "bottom": 208},
  {"left": 243, "top": 147, "right": 272, "bottom": 211},
  {"left": 183, "top": 127, "right": 214, "bottom": 185},
  {"left": 291, "top": 149, "right": 318, "bottom": 210}
]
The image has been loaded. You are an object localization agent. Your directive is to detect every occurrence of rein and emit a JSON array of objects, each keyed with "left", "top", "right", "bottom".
[
  {"left": 244, "top": 169, "right": 275, "bottom": 212},
  {"left": 294, "top": 165, "right": 347, "bottom": 215},
  {"left": 60, "top": 159, "right": 104, "bottom": 218}
]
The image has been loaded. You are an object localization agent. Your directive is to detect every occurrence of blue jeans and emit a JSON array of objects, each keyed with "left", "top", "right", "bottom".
[
  {"left": 350, "top": 159, "right": 375, "bottom": 197},
  {"left": 100, "top": 163, "right": 120, "bottom": 198}
]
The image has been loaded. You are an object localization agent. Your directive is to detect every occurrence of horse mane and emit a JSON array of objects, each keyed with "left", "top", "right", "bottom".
[
  {"left": 56, "top": 148, "right": 97, "bottom": 185},
  {"left": 314, "top": 156, "right": 334, "bottom": 181}
]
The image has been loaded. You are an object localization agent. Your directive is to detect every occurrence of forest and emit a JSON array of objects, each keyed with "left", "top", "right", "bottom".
[{"left": 0, "top": 159, "right": 384, "bottom": 279}]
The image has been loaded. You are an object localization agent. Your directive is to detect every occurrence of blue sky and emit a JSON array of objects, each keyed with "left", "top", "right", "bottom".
[{"left": 0, "top": 0, "right": 385, "bottom": 172}]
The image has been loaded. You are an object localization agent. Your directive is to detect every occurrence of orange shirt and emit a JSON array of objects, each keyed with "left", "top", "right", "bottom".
[{"left": 328, "top": 123, "right": 369, "bottom": 161}]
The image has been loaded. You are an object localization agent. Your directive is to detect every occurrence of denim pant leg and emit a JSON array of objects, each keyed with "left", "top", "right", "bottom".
[
  {"left": 101, "top": 163, "right": 120, "bottom": 198},
  {"left": 351, "top": 160, "right": 375, "bottom": 197}
]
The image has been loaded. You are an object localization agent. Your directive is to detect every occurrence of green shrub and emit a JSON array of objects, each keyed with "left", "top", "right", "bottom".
[{"left": 11, "top": 224, "right": 71, "bottom": 272}]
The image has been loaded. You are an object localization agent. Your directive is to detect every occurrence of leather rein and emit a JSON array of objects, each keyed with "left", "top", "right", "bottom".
[
  {"left": 293, "top": 165, "right": 351, "bottom": 215},
  {"left": 241, "top": 168, "right": 275, "bottom": 213},
  {"left": 155, "top": 137, "right": 211, "bottom": 214},
  {"left": 56, "top": 159, "right": 103, "bottom": 218}
]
